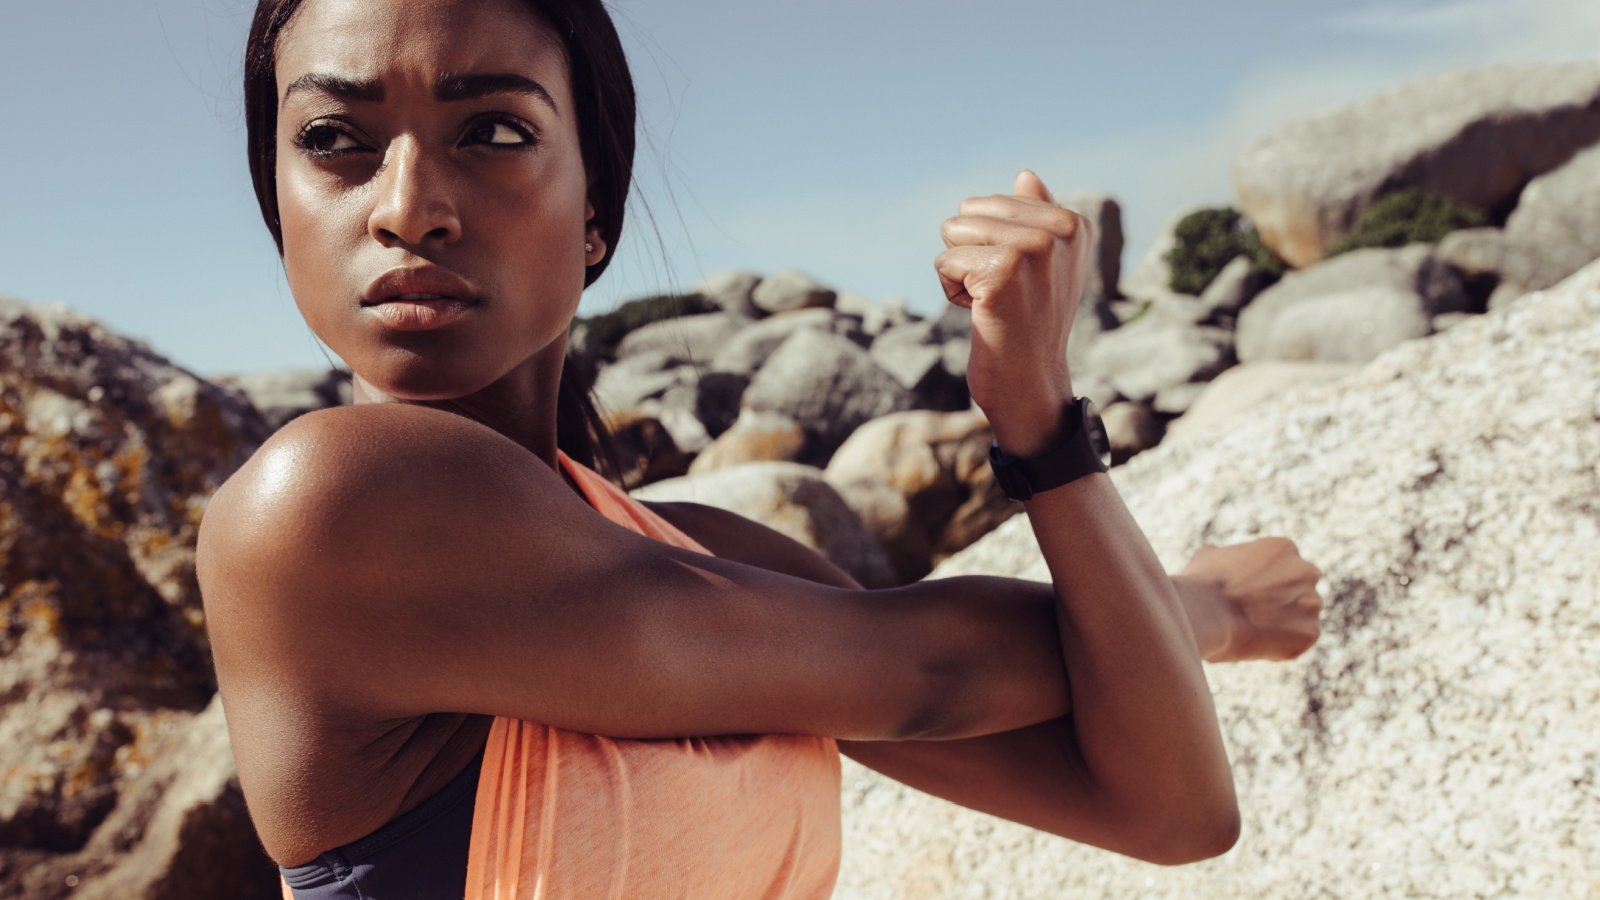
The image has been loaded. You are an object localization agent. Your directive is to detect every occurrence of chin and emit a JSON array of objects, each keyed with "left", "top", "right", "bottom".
[{"left": 353, "top": 348, "right": 511, "bottom": 403}]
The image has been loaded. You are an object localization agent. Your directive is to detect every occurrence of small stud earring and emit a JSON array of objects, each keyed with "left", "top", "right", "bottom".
[{"left": 585, "top": 241, "right": 595, "bottom": 253}]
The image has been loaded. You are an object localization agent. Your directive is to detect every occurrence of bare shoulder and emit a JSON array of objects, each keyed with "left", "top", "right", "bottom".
[
  {"left": 196, "top": 403, "right": 579, "bottom": 697},
  {"left": 642, "top": 500, "right": 861, "bottom": 589}
]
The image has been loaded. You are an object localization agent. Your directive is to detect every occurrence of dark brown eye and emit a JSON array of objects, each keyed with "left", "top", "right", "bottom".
[
  {"left": 296, "top": 123, "right": 361, "bottom": 155},
  {"left": 464, "top": 118, "right": 534, "bottom": 147}
]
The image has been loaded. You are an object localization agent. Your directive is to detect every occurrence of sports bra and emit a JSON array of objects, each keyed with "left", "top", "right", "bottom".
[{"left": 279, "top": 452, "right": 843, "bottom": 899}]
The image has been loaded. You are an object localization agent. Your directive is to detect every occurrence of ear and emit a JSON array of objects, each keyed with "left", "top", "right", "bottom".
[{"left": 584, "top": 199, "right": 607, "bottom": 266}]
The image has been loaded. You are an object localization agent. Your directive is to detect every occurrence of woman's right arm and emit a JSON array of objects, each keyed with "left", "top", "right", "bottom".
[{"left": 197, "top": 401, "right": 1074, "bottom": 744}]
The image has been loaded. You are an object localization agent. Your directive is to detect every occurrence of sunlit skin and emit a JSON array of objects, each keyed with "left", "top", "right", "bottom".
[
  {"left": 276, "top": 0, "right": 606, "bottom": 455},
  {"left": 199, "top": 0, "right": 1323, "bottom": 874}
]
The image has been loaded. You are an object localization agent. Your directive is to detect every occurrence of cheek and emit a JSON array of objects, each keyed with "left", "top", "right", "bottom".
[{"left": 277, "top": 170, "right": 362, "bottom": 324}]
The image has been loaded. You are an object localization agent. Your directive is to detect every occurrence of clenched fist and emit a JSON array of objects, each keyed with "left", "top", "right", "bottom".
[
  {"left": 1182, "top": 537, "right": 1324, "bottom": 663},
  {"left": 937, "top": 170, "right": 1095, "bottom": 458}
]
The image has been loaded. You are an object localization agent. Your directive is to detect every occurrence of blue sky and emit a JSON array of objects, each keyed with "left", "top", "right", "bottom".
[{"left": 2, "top": 0, "right": 1597, "bottom": 374}]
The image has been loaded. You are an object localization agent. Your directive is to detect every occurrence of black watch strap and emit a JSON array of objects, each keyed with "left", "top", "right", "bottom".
[{"left": 988, "top": 397, "right": 1111, "bottom": 501}]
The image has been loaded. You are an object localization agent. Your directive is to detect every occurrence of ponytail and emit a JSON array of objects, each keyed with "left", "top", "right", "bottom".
[{"left": 555, "top": 351, "right": 621, "bottom": 482}]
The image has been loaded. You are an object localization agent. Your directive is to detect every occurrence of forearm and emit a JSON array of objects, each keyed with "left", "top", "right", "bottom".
[
  {"left": 1023, "top": 470, "right": 1236, "bottom": 847},
  {"left": 893, "top": 569, "right": 1234, "bottom": 740}
]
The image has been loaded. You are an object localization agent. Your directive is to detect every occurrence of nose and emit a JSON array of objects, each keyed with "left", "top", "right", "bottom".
[{"left": 367, "top": 137, "right": 462, "bottom": 248}]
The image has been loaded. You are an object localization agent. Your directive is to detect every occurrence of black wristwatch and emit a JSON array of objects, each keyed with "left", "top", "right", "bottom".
[{"left": 988, "top": 397, "right": 1112, "bottom": 501}]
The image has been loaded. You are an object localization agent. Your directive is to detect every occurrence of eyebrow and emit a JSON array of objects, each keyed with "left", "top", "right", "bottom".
[{"left": 281, "top": 71, "right": 558, "bottom": 115}]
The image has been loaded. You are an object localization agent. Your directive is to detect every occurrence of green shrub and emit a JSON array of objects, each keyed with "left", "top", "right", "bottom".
[
  {"left": 1327, "top": 188, "right": 1487, "bottom": 257},
  {"left": 573, "top": 292, "right": 712, "bottom": 362},
  {"left": 1165, "top": 207, "right": 1286, "bottom": 295}
]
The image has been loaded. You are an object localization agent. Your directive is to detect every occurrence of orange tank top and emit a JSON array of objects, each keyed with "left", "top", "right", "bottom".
[{"left": 274, "top": 452, "right": 840, "bottom": 900}]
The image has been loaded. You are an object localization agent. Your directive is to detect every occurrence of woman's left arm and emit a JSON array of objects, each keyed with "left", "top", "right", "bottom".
[{"left": 647, "top": 503, "right": 1322, "bottom": 855}]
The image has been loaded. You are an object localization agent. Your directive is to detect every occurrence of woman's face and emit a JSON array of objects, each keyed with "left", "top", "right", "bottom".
[{"left": 274, "top": 0, "right": 600, "bottom": 401}]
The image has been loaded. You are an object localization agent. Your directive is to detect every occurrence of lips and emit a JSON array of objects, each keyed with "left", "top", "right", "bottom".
[
  {"left": 361, "top": 266, "right": 483, "bottom": 332},
  {"left": 362, "top": 265, "right": 483, "bottom": 306}
]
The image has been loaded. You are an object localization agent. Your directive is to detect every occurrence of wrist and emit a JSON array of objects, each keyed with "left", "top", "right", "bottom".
[
  {"left": 1173, "top": 573, "right": 1236, "bottom": 662},
  {"left": 987, "top": 384, "right": 1075, "bottom": 459}
]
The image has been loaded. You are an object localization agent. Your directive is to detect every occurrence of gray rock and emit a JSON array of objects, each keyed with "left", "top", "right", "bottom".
[
  {"left": 213, "top": 367, "right": 351, "bottom": 431},
  {"left": 693, "top": 270, "right": 764, "bottom": 318},
  {"left": 1084, "top": 316, "right": 1234, "bottom": 403},
  {"left": 708, "top": 308, "right": 842, "bottom": 377},
  {"left": 1236, "top": 245, "right": 1470, "bottom": 363},
  {"left": 743, "top": 330, "right": 916, "bottom": 463},
  {"left": 839, "top": 258, "right": 1600, "bottom": 900},
  {"left": 1151, "top": 381, "right": 1210, "bottom": 416},
  {"left": 1099, "top": 400, "right": 1164, "bottom": 463},
  {"left": 1234, "top": 61, "right": 1600, "bottom": 267},
  {"left": 1198, "top": 255, "right": 1272, "bottom": 324},
  {"left": 859, "top": 297, "right": 915, "bottom": 337},
  {"left": 635, "top": 462, "right": 895, "bottom": 588},
  {"left": 651, "top": 385, "right": 714, "bottom": 458},
  {"left": 867, "top": 340, "right": 968, "bottom": 412},
  {"left": 1487, "top": 141, "right": 1600, "bottom": 298},
  {"left": 823, "top": 410, "right": 1016, "bottom": 583},
  {"left": 592, "top": 351, "right": 690, "bottom": 411},
  {"left": 1166, "top": 361, "right": 1358, "bottom": 440},
  {"left": 613, "top": 312, "right": 751, "bottom": 365},
  {"left": 750, "top": 269, "right": 836, "bottom": 314},
  {"left": 1060, "top": 192, "right": 1126, "bottom": 321},
  {"left": 1431, "top": 311, "right": 1477, "bottom": 333}
]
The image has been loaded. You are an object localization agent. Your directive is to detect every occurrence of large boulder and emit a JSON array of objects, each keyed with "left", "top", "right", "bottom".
[
  {"left": 1234, "top": 61, "right": 1600, "bottom": 267},
  {"left": 692, "top": 270, "right": 763, "bottom": 318},
  {"left": 750, "top": 270, "right": 837, "bottom": 315},
  {"left": 823, "top": 410, "right": 1017, "bottom": 583},
  {"left": 742, "top": 330, "right": 916, "bottom": 463},
  {"left": 1084, "top": 315, "right": 1234, "bottom": 403},
  {"left": 1167, "top": 361, "right": 1358, "bottom": 439},
  {"left": 708, "top": 308, "right": 850, "bottom": 378},
  {"left": 835, "top": 262, "right": 1600, "bottom": 899},
  {"left": 0, "top": 297, "right": 276, "bottom": 898},
  {"left": 212, "top": 368, "right": 350, "bottom": 431},
  {"left": 688, "top": 410, "right": 807, "bottom": 474},
  {"left": 1440, "top": 140, "right": 1600, "bottom": 307},
  {"left": 1235, "top": 245, "right": 1470, "bottom": 363},
  {"left": 612, "top": 311, "right": 751, "bottom": 365},
  {"left": 592, "top": 350, "right": 689, "bottom": 411},
  {"left": 634, "top": 462, "right": 895, "bottom": 588}
]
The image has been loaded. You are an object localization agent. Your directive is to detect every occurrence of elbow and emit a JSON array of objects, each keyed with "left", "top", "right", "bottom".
[{"left": 1133, "top": 796, "right": 1241, "bottom": 866}]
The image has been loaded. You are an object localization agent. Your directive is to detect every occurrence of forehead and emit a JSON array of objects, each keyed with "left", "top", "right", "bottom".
[{"left": 276, "top": 0, "right": 569, "bottom": 97}]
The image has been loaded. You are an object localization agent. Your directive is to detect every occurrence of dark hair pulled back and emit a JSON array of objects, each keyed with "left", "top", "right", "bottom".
[{"left": 243, "top": 0, "right": 632, "bottom": 475}]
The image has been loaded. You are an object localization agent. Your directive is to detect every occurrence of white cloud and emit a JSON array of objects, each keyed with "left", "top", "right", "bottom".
[{"left": 1324, "top": 0, "right": 1600, "bottom": 63}]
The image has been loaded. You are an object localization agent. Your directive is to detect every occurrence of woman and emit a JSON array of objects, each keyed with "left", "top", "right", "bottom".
[{"left": 197, "top": 0, "right": 1324, "bottom": 896}]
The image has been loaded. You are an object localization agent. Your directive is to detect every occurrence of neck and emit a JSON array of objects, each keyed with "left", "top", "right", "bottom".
[{"left": 350, "top": 342, "right": 568, "bottom": 469}]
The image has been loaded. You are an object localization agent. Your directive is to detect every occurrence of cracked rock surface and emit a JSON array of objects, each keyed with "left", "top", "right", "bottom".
[{"left": 835, "top": 261, "right": 1600, "bottom": 899}]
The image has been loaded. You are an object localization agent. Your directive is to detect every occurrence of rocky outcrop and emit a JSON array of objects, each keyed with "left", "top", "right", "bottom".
[
  {"left": 214, "top": 368, "right": 351, "bottom": 431},
  {"left": 1167, "top": 361, "right": 1358, "bottom": 439},
  {"left": 0, "top": 297, "right": 275, "bottom": 899},
  {"left": 1235, "top": 245, "right": 1470, "bottom": 363},
  {"left": 750, "top": 269, "right": 837, "bottom": 315},
  {"left": 742, "top": 329, "right": 916, "bottom": 463},
  {"left": 1234, "top": 61, "right": 1600, "bottom": 267},
  {"left": 1440, "top": 140, "right": 1600, "bottom": 308},
  {"left": 835, "top": 262, "right": 1600, "bottom": 899},
  {"left": 822, "top": 410, "right": 1017, "bottom": 583}
]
